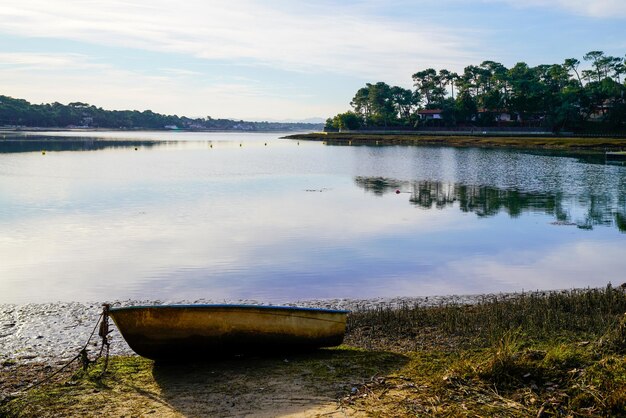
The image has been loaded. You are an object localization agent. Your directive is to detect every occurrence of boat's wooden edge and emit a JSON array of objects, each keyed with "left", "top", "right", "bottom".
[{"left": 108, "top": 304, "right": 350, "bottom": 314}]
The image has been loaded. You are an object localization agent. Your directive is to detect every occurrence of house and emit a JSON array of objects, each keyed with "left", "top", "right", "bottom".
[
  {"left": 418, "top": 109, "right": 443, "bottom": 120},
  {"left": 477, "top": 109, "right": 519, "bottom": 122},
  {"left": 588, "top": 102, "right": 613, "bottom": 121}
]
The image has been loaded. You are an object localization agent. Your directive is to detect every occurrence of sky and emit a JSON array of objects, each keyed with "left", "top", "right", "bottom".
[{"left": 0, "top": 0, "right": 625, "bottom": 121}]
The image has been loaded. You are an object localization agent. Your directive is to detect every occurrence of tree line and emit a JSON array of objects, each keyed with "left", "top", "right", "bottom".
[
  {"left": 0, "top": 95, "right": 321, "bottom": 131},
  {"left": 327, "top": 51, "right": 626, "bottom": 133}
]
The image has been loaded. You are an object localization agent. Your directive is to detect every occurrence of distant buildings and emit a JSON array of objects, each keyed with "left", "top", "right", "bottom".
[{"left": 417, "top": 109, "right": 443, "bottom": 120}]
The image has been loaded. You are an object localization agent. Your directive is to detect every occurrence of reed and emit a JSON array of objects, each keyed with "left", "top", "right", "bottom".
[
  {"left": 4, "top": 286, "right": 626, "bottom": 417},
  {"left": 343, "top": 286, "right": 626, "bottom": 416},
  {"left": 346, "top": 284, "right": 626, "bottom": 349}
]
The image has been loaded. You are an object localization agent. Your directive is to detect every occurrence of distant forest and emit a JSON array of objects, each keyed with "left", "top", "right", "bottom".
[
  {"left": 0, "top": 95, "right": 322, "bottom": 131},
  {"left": 327, "top": 51, "right": 626, "bottom": 133}
]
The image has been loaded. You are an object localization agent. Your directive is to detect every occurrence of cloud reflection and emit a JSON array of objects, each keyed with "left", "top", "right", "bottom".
[{"left": 2, "top": 142, "right": 625, "bottom": 303}]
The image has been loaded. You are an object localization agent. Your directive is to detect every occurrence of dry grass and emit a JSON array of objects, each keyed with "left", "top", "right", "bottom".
[
  {"left": 285, "top": 133, "right": 626, "bottom": 151},
  {"left": 346, "top": 286, "right": 626, "bottom": 350},
  {"left": 341, "top": 285, "right": 626, "bottom": 416},
  {"left": 3, "top": 286, "right": 626, "bottom": 417}
]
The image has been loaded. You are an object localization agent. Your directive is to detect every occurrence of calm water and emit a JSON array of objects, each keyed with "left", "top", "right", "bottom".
[{"left": 1, "top": 131, "right": 625, "bottom": 304}]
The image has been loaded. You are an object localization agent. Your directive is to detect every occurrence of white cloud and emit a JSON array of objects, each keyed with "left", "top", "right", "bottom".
[
  {"left": 0, "top": 52, "right": 339, "bottom": 119},
  {"left": 0, "top": 52, "right": 102, "bottom": 70},
  {"left": 0, "top": 1, "right": 486, "bottom": 118},
  {"left": 0, "top": 0, "right": 478, "bottom": 81},
  {"left": 160, "top": 68, "right": 204, "bottom": 77},
  {"left": 490, "top": 0, "right": 626, "bottom": 18}
]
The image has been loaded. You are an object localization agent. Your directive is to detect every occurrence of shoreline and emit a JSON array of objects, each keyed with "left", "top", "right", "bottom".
[
  {"left": 0, "top": 127, "right": 316, "bottom": 134},
  {"left": 3, "top": 285, "right": 626, "bottom": 416},
  {"left": 0, "top": 288, "right": 602, "bottom": 367},
  {"left": 284, "top": 132, "right": 626, "bottom": 151}
]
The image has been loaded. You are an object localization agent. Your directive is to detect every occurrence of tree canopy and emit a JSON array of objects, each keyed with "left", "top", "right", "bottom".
[
  {"left": 0, "top": 96, "right": 322, "bottom": 131},
  {"left": 326, "top": 51, "right": 626, "bottom": 132}
]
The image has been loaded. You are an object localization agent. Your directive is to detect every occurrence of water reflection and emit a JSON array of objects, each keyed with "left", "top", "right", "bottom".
[
  {"left": 1, "top": 133, "right": 625, "bottom": 303},
  {"left": 0, "top": 139, "right": 160, "bottom": 153},
  {"left": 354, "top": 177, "right": 626, "bottom": 232}
]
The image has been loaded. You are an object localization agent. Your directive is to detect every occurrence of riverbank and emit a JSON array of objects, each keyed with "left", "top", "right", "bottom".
[
  {"left": 285, "top": 132, "right": 626, "bottom": 151},
  {"left": 2, "top": 286, "right": 626, "bottom": 416},
  {"left": 0, "top": 294, "right": 510, "bottom": 367}
]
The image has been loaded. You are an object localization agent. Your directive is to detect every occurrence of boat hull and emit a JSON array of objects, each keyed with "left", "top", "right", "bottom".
[
  {"left": 109, "top": 305, "right": 348, "bottom": 361},
  {"left": 606, "top": 152, "right": 626, "bottom": 161}
]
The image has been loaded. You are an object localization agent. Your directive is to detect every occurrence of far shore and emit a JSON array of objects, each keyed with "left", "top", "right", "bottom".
[
  {"left": 0, "top": 127, "right": 312, "bottom": 134},
  {"left": 285, "top": 132, "right": 626, "bottom": 151}
]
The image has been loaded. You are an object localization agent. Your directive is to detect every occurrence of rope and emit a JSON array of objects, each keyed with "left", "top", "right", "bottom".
[
  {"left": 98, "top": 304, "right": 111, "bottom": 376},
  {"left": 21, "top": 304, "right": 112, "bottom": 392}
]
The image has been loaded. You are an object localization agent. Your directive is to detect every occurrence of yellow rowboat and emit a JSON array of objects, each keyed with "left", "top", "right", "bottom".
[
  {"left": 606, "top": 151, "right": 626, "bottom": 161},
  {"left": 108, "top": 305, "right": 348, "bottom": 361}
]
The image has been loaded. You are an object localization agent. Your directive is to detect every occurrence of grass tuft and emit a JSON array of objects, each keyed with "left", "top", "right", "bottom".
[
  {"left": 346, "top": 285, "right": 626, "bottom": 351},
  {"left": 3, "top": 286, "right": 626, "bottom": 417}
]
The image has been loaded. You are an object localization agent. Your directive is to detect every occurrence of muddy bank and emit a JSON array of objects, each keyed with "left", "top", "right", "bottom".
[
  {"left": 0, "top": 294, "right": 512, "bottom": 367},
  {"left": 284, "top": 132, "right": 626, "bottom": 151},
  {"left": 3, "top": 286, "right": 626, "bottom": 417}
]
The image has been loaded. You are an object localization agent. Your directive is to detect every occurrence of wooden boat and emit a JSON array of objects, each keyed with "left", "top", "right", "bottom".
[
  {"left": 606, "top": 151, "right": 626, "bottom": 161},
  {"left": 108, "top": 304, "right": 348, "bottom": 361}
]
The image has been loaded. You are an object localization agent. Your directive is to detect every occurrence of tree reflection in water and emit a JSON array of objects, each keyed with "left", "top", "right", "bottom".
[{"left": 354, "top": 176, "right": 626, "bottom": 232}]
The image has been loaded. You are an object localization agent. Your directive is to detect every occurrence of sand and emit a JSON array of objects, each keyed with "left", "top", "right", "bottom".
[{"left": 0, "top": 293, "right": 516, "bottom": 417}]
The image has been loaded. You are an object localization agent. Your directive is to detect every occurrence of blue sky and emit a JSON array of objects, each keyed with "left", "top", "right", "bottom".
[{"left": 0, "top": 0, "right": 624, "bottom": 121}]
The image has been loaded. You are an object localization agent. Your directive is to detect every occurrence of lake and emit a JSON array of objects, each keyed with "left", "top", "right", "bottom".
[{"left": 1, "top": 131, "right": 625, "bottom": 304}]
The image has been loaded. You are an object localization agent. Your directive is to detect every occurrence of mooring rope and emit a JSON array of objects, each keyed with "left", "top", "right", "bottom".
[
  {"left": 97, "top": 304, "right": 111, "bottom": 376},
  {"left": 20, "top": 304, "right": 112, "bottom": 393}
]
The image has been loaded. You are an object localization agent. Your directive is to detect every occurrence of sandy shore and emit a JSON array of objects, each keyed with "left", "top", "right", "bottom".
[
  {"left": 3, "top": 287, "right": 624, "bottom": 417},
  {"left": 0, "top": 293, "right": 515, "bottom": 367},
  {"left": 0, "top": 294, "right": 508, "bottom": 415}
]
